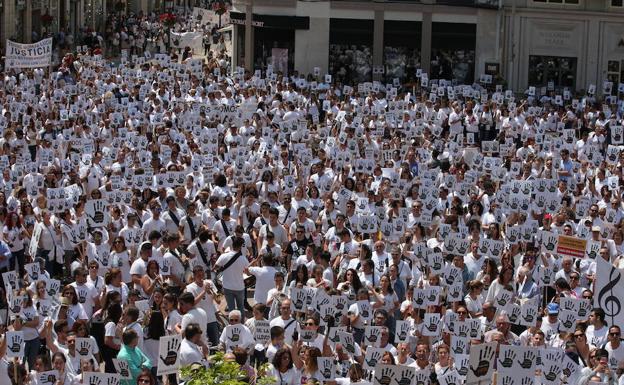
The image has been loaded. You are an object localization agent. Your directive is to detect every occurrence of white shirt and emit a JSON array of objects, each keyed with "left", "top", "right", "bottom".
[
  {"left": 185, "top": 281, "right": 218, "bottom": 324},
  {"left": 69, "top": 282, "right": 98, "bottom": 318},
  {"left": 179, "top": 338, "right": 208, "bottom": 367},
  {"left": 215, "top": 250, "right": 249, "bottom": 291},
  {"left": 181, "top": 307, "right": 208, "bottom": 344},
  {"left": 248, "top": 266, "right": 277, "bottom": 304}
]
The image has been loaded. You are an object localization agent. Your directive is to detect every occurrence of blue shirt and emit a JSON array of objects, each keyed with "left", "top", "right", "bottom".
[{"left": 0, "top": 241, "right": 13, "bottom": 270}]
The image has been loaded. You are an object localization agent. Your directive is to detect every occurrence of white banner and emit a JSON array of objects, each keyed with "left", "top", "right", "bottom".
[
  {"left": 595, "top": 257, "right": 624, "bottom": 328},
  {"left": 5, "top": 38, "right": 53, "bottom": 69},
  {"left": 193, "top": 7, "right": 218, "bottom": 25},
  {"left": 170, "top": 31, "right": 203, "bottom": 53}
]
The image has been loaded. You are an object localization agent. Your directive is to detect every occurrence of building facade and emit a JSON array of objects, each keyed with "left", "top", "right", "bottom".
[
  {"left": 231, "top": 0, "right": 624, "bottom": 93},
  {"left": 503, "top": 0, "right": 624, "bottom": 94}
]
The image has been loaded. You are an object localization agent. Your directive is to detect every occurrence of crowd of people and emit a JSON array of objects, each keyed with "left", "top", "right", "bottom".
[{"left": 1, "top": 6, "right": 624, "bottom": 385}]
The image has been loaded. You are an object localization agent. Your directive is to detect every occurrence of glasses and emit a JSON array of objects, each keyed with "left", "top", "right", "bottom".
[
  {"left": 296, "top": 230, "right": 304, "bottom": 233},
  {"left": 574, "top": 334, "right": 584, "bottom": 338},
  {"left": 138, "top": 379, "right": 151, "bottom": 384},
  {"left": 570, "top": 276, "right": 579, "bottom": 280},
  {"left": 583, "top": 296, "right": 592, "bottom": 299},
  {"left": 610, "top": 332, "right": 621, "bottom": 336},
  {"left": 457, "top": 311, "right": 468, "bottom": 315},
  {"left": 89, "top": 266, "right": 98, "bottom": 269},
  {"left": 114, "top": 240, "right": 123, "bottom": 244},
  {"left": 229, "top": 318, "right": 240, "bottom": 323},
  {"left": 305, "top": 322, "right": 315, "bottom": 326}
]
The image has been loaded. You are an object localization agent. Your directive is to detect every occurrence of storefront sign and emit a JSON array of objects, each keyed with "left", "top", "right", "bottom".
[{"left": 534, "top": 29, "right": 574, "bottom": 50}]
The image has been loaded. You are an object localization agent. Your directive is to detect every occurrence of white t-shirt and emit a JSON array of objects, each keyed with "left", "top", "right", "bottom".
[
  {"left": 215, "top": 251, "right": 249, "bottom": 291},
  {"left": 587, "top": 324, "right": 609, "bottom": 348},
  {"left": 70, "top": 282, "right": 99, "bottom": 318},
  {"left": 185, "top": 281, "right": 218, "bottom": 324},
  {"left": 179, "top": 338, "right": 207, "bottom": 367},
  {"left": 181, "top": 307, "right": 208, "bottom": 344},
  {"left": 248, "top": 266, "right": 277, "bottom": 304}
]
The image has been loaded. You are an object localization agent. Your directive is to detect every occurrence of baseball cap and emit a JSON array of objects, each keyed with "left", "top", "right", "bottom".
[{"left": 547, "top": 303, "right": 559, "bottom": 315}]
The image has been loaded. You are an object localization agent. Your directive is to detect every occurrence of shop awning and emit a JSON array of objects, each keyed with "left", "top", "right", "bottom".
[{"left": 229, "top": 12, "right": 309, "bottom": 30}]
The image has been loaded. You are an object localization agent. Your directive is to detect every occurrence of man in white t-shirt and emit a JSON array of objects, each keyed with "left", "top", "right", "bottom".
[
  {"left": 184, "top": 265, "right": 220, "bottom": 346},
  {"left": 215, "top": 237, "right": 249, "bottom": 319},
  {"left": 245, "top": 253, "right": 277, "bottom": 305},
  {"left": 179, "top": 323, "right": 210, "bottom": 368},
  {"left": 177, "top": 292, "right": 208, "bottom": 344},
  {"left": 69, "top": 267, "right": 100, "bottom": 318}
]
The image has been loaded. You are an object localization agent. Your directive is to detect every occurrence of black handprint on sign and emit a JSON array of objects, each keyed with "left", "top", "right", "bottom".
[
  {"left": 78, "top": 340, "right": 90, "bottom": 356},
  {"left": 414, "top": 372, "right": 428, "bottom": 385},
  {"left": 414, "top": 291, "right": 425, "bottom": 307},
  {"left": 229, "top": 327, "right": 241, "bottom": 343},
  {"left": 321, "top": 359, "right": 333, "bottom": 379},
  {"left": 426, "top": 317, "right": 438, "bottom": 333},
  {"left": 523, "top": 307, "right": 536, "bottom": 324},
  {"left": 453, "top": 339, "right": 466, "bottom": 355},
  {"left": 160, "top": 338, "right": 180, "bottom": 365},
  {"left": 366, "top": 328, "right": 380, "bottom": 344},
  {"left": 117, "top": 360, "right": 129, "bottom": 378},
  {"left": 509, "top": 307, "right": 521, "bottom": 324},
  {"left": 446, "top": 269, "right": 458, "bottom": 285},
  {"left": 470, "top": 345, "right": 493, "bottom": 377},
  {"left": 394, "top": 370, "right": 415, "bottom": 385},
  {"left": 8, "top": 335, "right": 21, "bottom": 353},
  {"left": 457, "top": 324, "right": 469, "bottom": 338},
  {"left": 517, "top": 351, "right": 535, "bottom": 369},
  {"left": 543, "top": 365, "right": 561, "bottom": 381},
  {"left": 366, "top": 351, "right": 381, "bottom": 368},
  {"left": 544, "top": 239, "right": 556, "bottom": 252},
  {"left": 501, "top": 376, "right": 514, "bottom": 385},
  {"left": 374, "top": 367, "right": 394, "bottom": 385},
  {"left": 498, "top": 349, "right": 516, "bottom": 369},
  {"left": 561, "top": 314, "right": 575, "bottom": 329},
  {"left": 89, "top": 376, "right": 102, "bottom": 385}
]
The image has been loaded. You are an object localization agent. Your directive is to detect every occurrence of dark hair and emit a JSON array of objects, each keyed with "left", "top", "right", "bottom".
[
  {"left": 122, "top": 329, "right": 138, "bottom": 345},
  {"left": 125, "top": 305, "right": 140, "bottom": 322},
  {"left": 593, "top": 308, "right": 606, "bottom": 324},
  {"left": 233, "top": 347, "right": 248, "bottom": 366},
  {"left": 136, "top": 369, "right": 156, "bottom": 385},
  {"left": 183, "top": 323, "right": 203, "bottom": 340},
  {"left": 293, "top": 264, "right": 309, "bottom": 285},
  {"left": 179, "top": 292, "right": 195, "bottom": 305},
  {"left": 270, "top": 326, "right": 284, "bottom": 340},
  {"left": 272, "top": 347, "right": 293, "bottom": 370},
  {"left": 62, "top": 285, "right": 79, "bottom": 305},
  {"left": 345, "top": 268, "right": 363, "bottom": 293},
  {"left": 146, "top": 311, "right": 166, "bottom": 340},
  {"left": 106, "top": 303, "right": 123, "bottom": 324}
]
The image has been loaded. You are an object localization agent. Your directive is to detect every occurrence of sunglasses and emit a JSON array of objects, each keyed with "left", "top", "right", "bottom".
[
  {"left": 138, "top": 379, "right": 151, "bottom": 384},
  {"left": 610, "top": 332, "right": 621, "bottom": 336}
]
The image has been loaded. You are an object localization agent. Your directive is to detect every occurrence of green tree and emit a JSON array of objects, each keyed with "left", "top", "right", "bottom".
[{"left": 179, "top": 352, "right": 275, "bottom": 385}]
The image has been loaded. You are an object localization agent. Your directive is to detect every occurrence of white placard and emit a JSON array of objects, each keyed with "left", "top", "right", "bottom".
[{"left": 157, "top": 335, "right": 181, "bottom": 375}]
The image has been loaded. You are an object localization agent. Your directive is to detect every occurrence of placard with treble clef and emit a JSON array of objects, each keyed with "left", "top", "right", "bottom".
[{"left": 596, "top": 256, "right": 623, "bottom": 327}]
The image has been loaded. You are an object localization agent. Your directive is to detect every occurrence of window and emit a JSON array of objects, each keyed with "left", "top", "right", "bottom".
[
  {"left": 613, "top": 0, "right": 623, "bottom": 7},
  {"left": 528, "top": 56, "right": 577, "bottom": 90},
  {"left": 606, "top": 60, "right": 624, "bottom": 94},
  {"left": 533, "top": 0, "right": 579, "bottom": 4}
]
